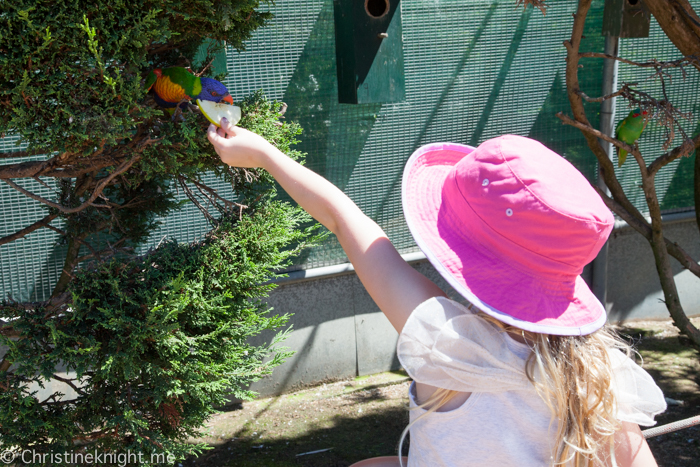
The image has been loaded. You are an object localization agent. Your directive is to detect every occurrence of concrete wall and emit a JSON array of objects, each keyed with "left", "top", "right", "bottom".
[
  {"left": 606, "top": 217, "right": 700, "bottom": 322},
  {"left": 246, "top": 259, "right": 465, "bottom": 396},
  {"left": 248, "top": 216, "right": 700, "bottom": 396}
]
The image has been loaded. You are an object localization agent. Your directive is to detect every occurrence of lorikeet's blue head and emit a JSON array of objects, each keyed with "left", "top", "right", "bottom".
[{"left": 198, "top": 78, "right": 234, "bottom": 104}]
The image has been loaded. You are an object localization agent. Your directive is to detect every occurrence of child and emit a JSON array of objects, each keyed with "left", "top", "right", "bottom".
[{"left": 207, "top": 119, "right": 666, "bottom": 466}]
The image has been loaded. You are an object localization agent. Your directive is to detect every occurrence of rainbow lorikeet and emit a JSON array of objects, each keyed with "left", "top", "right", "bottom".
[
  {"left": 615, "top": 108, "right": 648, "bottom": 167},
  {"left": 144, "top": 67, "right": 234, "bottom": 111}
]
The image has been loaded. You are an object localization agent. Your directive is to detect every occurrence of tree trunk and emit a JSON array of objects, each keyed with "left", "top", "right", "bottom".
[
  {"left": 643, "top": 172, "right": 700, "bottom": 344},
  {"left": 564, "top": 0, "right": 700, "bottom": 346},
  {"left": 51, "top": 235, "right": 83, "bottom": 297}
]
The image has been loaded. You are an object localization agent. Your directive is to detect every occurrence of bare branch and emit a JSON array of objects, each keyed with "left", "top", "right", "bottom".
[
  {"left": 195, "top": 58, "right": 215, "bottom": 77},
  {"left": 562, "top": 0, "right": 652, "bottom": 236},
  {"left": 644, "top": 0, "right": 700, "bottom": 73},
  {"left": 578, "top": 52, "right": 700, "bottom": 70},
  {"left": 51, "top": 373, "right": 85, "bottom": 395},
  {"left": 186, "top": 176, "right": 247, "bottom": 213},
  {"left": 0, "top": 154, "right": 112, "bottom": 179},
  {"left": 75, "top": 239, "right": 132, "bottom": 264},
  {"left": 577, "top": 83, "right": 694, "bottom": 151},
  {"left": 177, "top": 176, "right": 217, "bottom": 224},
  {"left": 2, "top": 155, "right": 140, "bottom": 214},
  {"left": 648, "top": 134, "right": 700, "bottom": 175},
  {"left": 576, "top": 88, "right": 627, "bottom": 103},
  {"left": 0, "top": 213, "right": 59, "bottom": 247},
  {"left": 556, "top": 112, "right": 647, "bottom": 174},
  {"left": 592, "top": 186, "right": 652, "bottom": 236},
  {"left": 666, "top": 238, "right": 700, "bottom": 279},
  {"left": 592, "top": 186, "right": 700, "bottom": 279},
  {"left": 0, "top": 327, "right": 20, "bottom": 338},
  {"left": 515, "top": 0, "right": 547, "bottom": 15}
]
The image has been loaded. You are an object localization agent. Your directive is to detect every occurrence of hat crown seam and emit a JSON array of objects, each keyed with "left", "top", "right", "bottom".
[
  {"left": 498, "top": 136, "right": 611, "bottom": 226},
  {"left": 450, "top": 170, "right": 582, "bottom": 273}
]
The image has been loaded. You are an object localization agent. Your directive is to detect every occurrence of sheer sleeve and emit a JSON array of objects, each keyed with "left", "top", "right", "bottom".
[
  {"left": 396, "top": 297, "right": 532, "bottom": 393},
  {"left": 397, "top": 297, "right": 667, "bottom": 426},
  {"left": 608, "top": 348, "right": 667, "bottom": 426}
]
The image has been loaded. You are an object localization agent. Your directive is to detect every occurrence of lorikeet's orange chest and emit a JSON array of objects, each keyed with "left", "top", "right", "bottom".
[{"left": 153, "top": 76, "right": 190, "bottom": 104}]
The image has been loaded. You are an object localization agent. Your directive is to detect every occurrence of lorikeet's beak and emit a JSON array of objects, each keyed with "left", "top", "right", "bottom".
[{"left": 223, "top": 94, "right": 234, "bottom": 105}]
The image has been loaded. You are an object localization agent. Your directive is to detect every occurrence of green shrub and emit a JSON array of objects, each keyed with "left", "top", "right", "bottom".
[{"left": 0, "top": 1, "right": 318, "bottom": 464}]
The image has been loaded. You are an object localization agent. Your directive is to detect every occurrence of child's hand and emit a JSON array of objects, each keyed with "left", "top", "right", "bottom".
[{"left": 206, "top": 118, "right": 274, "bottom": 168}]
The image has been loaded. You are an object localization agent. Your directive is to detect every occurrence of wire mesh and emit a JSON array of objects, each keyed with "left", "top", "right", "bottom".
[{"left": 0, "top": 0, "right": 698, "bottom": 301}]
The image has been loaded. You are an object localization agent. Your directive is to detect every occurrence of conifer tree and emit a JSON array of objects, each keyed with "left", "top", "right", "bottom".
[{"left": 0, "top": 2, "right": 318, "bottom": 464}]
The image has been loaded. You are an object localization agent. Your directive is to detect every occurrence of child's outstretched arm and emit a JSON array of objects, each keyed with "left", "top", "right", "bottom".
[{"left": 207, "top": 119, "right": 446, "bottom": 333}]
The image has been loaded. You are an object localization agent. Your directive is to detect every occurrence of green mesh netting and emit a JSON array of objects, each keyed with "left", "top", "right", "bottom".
[{"left": 1, "top": 0, "right": 698, "bottom": 302}]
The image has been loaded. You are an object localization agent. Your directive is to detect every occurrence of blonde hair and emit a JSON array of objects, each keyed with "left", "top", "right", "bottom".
[{"left": 399, "top": 309, "right": 632, "bottom": 467}]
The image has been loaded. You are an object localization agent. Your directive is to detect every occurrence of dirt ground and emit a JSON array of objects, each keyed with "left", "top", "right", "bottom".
[
  {"left": 614, "top": 318, "right": 700, "bottom": 467},
  {"left": 183, "top": 318, "right": 700, "bottom": 467}
]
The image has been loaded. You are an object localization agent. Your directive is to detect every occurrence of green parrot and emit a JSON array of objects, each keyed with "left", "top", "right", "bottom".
[{"left": 615, "top": 108, "right": 648, "bottom": 167}]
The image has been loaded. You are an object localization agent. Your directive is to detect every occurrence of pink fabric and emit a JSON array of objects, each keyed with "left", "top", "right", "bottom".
[{"left": 401, "top": 135, "right": 614, "bottom": 335}]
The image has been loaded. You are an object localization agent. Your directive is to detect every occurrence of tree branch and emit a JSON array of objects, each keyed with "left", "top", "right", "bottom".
[
  {"left": 2, "top": 155, "right": 140, "bottom": 214},
  {"left": 644, "top": 0, "right": 700, "bottom": 72},
  {"left": 515, "top": 0, "right": 547, "bottom": 15},
  {"left": 0, "top": 154, "right": 115, "bottom": 179},
  {"left": 576, "top": 88, "right": 627, "bottom": 103},
  {"left": 647, "top": 134, "right": 700, "bottom": 175},
  {"left": 593, "top": 186, "right": 700, "bottom": 279},
  {"left": 556, "top": 112, "right": 647, "bottom": 174},
  {"left": 0, "top": 213, "right": 59, "bottom": 247},
  {"left": 51, "top": 373, "right": 85, "bottom": 395},
  {"left": 593, "top": 186, "right": 652, "bottom": 235},
  {"left": 578, "top": 52, "right": 700, "bottom": 71},
  {"left": 562, "top": 0, "right": 649, "bottom": 226},
  {"left": 0, "top": 149, "right": 45, "bottom": 159}
]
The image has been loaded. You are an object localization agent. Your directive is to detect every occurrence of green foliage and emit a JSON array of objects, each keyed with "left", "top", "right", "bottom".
[
  {"left": 0, "top": 0, "right": 317, "bottom": 464},
  {"left": 0, "top": 0, "right": 272, "bottom": 155},
  {"left": 1, "top": 203, "right": 320, "bottom": 464},
  {"left": 138, "top": 90, "right": 303, "bottom": 196}
]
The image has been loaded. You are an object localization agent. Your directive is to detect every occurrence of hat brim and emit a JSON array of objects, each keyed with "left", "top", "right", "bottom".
[{"left": 401, "top": 143, "right": 606, "bottom": 336}]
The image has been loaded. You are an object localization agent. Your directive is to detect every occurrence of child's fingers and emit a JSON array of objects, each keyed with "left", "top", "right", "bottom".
[
  {"left": 207, "top": 124, "right": 220, "bottom": 143},
  {"left": 219, "top": 117, "right": 237, "bottom": 136}
]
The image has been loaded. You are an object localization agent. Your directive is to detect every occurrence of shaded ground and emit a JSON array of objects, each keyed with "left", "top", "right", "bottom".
[
  {"left": 184, "top": 318, "right": 700, "bottom": 466},
  {"left": 614, "top": 318, "right": 700, "bottom": 467},
  {"left": 183, "top": 371, "right": 411, "bottom": 467}
]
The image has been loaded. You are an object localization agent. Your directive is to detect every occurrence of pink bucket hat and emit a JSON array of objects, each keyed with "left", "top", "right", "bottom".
[{"left": 402, "top": 135, "right": 614, "bottom": 336}]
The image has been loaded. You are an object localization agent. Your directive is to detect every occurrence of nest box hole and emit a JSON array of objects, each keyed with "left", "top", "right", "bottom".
[
  {"left": 366, "top": 0, "right": 389, "bottom": 18},
  {"left": 627, "top": 0, "right": 640, "bottom": 5}
]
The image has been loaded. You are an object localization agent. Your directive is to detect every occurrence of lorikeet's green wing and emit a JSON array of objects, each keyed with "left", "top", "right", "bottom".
[
  {"left": 161, "top": 67, "right": 200, "bottom": 97},
  {"left": 615, "top": 117, "right": 630, "bottom": 167},
  {"left": 144, "top": 70, "right": 158, "bottom": 92}
]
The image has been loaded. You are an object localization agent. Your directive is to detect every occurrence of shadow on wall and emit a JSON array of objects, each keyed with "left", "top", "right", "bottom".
[
  {"left": 281, "top": 0, "right": 382, "bottom": 267},
  {"left": 282, "top": 0, "right": 382, "bottom": 190},
  {"left": 243, "top": 272, "right": 359, "bottom": 398},
  {"left": 235, "top": 260, "right": 463, "bottom": 399},
  {"left": 607, "top": 219, "right": 700, "bottom": 323}
]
